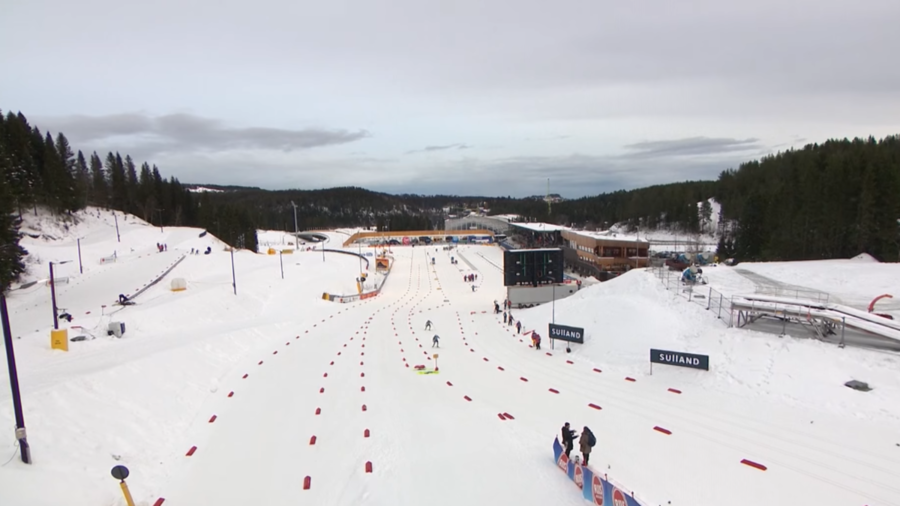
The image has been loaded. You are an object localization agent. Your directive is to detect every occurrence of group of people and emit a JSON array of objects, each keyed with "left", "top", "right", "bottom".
[
  {"left": 424, "top": 321, "right": 441, "bottom": 347},
  {"left": 464, "top": 273, "right": 477, "bottom": 282},
  {"left": 156, "top": 243, "right": 168, "bottom": 252},
  {"left": 502, "top": 311, "right": 523, "bottom": 334},
  {"left": 561, "top": 422, "right": 596, "bottom": 466}
]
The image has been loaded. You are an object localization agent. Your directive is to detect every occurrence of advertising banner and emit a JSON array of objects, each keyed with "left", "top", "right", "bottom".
[
  {"left": 549, "top": 323, "right": 584, "bottom": 344},
  {"left": 553, "top": 438, "right": 645, "bottom": 506},
  {"left": 650, "top": 348, "right": 709, "bottom": 371}
]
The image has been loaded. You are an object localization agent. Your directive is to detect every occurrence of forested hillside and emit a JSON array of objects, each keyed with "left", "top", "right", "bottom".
[
  {"left": 716, "top": 136, "right": 900, "bottom": 262},
  {"left": 487, "top": 181, "right": 718, "bottom": 233},
  {"left": 2, "top": 107, "right": 898, "bottom": 291},
  {"left": 498, "top": 137, "right": 900, "bottom": 263}
]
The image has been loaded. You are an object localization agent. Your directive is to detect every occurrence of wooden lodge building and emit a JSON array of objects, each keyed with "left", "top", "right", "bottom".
[{"left": 505, "top": 222, "right": 650, "bottom": 278}]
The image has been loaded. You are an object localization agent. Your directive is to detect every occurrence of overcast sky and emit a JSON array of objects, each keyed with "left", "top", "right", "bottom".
[{"left": 3, "top": 0, "right": 899, "bottom": 198}]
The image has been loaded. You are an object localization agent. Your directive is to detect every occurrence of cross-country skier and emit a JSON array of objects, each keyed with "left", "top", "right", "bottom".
[
  {"left": 534, "top": 333, "right": 541, "bottom": 350},
  {"left": 425, "top": 320, "right": 432, "bottom": 330},
  {"left": 432, "top": 335, "right": 440, "bottom": 348},
  {"left": 579, "top": 426, "right": 595, "bottom": 466},
  {"left": 561, "top": 422, "right": 577, "bottom": 458}
]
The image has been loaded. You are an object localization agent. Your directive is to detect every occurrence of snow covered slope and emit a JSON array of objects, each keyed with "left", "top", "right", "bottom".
[{"left": 2, "top": 219, "right": 898, "bottom": 506}]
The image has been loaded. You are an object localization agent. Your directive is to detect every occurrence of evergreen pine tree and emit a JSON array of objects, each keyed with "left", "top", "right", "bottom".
[
  {"left": 89, "top": 151, "right": 108, "bottom": 207},
  {"left": 74, "top": 150, "right": 90, "bottom": 208},
  {"left": 0, "top": 168, "right": 28, "bottom": 292}
]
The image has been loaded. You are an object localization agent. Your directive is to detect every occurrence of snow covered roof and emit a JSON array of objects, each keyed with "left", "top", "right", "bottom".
[
  {"left": 488, "top": 214, "right": 521, "bottom": 221},
  {"left": 509, "top": 222, "right": 568, "bottom": 232},
  {"left": 564, "top": 229, "right": 649, "bottom": 244}
]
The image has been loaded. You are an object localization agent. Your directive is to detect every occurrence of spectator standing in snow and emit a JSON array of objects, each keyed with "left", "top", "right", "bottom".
[
  {"left": 579, "top": 426, "right": 595, "bottom": 466},
  {"left": 561, "top": 422, "right": 577, "bottom": 458},
  {"left": 534, "top": 333, "right": 541, "bottom": 350},
  {"left": 432, "top": 335, "right": 440, "bottom": 348},
  {"left": 516, "top": 321, "right": 522, "bottom": 334},
  {"left": 503, "top": 311, "right": 508, "bottom": 324},
  {"left": 425, "top": 320, "right": 432, "bottom": 330}
]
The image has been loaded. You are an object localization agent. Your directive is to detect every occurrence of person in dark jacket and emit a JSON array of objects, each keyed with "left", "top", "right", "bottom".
[
  {"left": 561, "top": 422, "right": 577, "bottom": 458},
  {"left": 579, "top": 426, "right": 594, "bottom": 466},
  {"left": 425, "top": 320, "right": 432, "bottom": 330}
]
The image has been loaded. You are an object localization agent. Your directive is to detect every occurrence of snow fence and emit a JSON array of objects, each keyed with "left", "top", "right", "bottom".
[{"left": 552, "top": 438, "right": 647, "bottom": 506}]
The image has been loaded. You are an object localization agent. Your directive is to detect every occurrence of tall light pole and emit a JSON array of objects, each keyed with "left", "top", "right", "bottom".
[
  {"left": 49, "top": 260, "right": 71, "bottom": 330},
  {"left": 290, "top": 201, "right": 298, "bottom": 247},
  {"left": 155, "top": 209, "right": 164, "bottom": 233},
  {"left": 113, "top": 213, "right": 121, "bottom": 243},
  {"left": 1, "top": 294, "right": 31, "bottom": 464},
  {"left": 230, "top": 247, "right": 237, "bottom": 296},
  {"left": 77, "top": 237, "right": 84, "bottom": 274}
]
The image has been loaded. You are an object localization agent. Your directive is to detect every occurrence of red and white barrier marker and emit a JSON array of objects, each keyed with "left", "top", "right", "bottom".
[
  {"left": 588, "top": 403, "right": 602, "bottom": 410},
  {"left": 303, "top": 476, "right": 312, "bottom": 490},
  {"left": 653, "top": 426, "right": 672, "bottom": 435},
  {"left": 740, "top": 459, "right": 767, "bottom": 471},
  {"left": 185, "top": 446, "right": 197, "bottom": 457}
]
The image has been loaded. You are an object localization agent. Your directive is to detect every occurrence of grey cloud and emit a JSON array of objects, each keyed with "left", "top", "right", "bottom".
[
  {"left": 622, "top": 137, "right": 762, "bottom": 158},
  {"left": 39, "top": 113, "right": 369, "bottom": 155},
  {"left": 406, "top": 143, "right": 471, "bottom": 154},
  {"left": 136, "top": 141, "right": 755, "bottom": 199}
]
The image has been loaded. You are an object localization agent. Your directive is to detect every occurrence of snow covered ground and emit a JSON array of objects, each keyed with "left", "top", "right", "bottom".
[{"left": 2, "top": 210, "right": 899, "bottom": 506}]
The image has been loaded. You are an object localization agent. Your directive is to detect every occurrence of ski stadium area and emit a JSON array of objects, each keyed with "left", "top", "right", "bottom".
[{"left": 2, "top": 208, "right": 899, "bottom": 506}]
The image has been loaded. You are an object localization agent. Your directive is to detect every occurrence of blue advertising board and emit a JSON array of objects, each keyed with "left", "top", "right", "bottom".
[{"left": 552, "top": 438, "right": 646, "bottom": 506}]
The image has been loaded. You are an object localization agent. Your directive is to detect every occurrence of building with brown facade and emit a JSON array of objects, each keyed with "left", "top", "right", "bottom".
[{"left": 560, "top": 229, "right": 650, "bottom": 272}]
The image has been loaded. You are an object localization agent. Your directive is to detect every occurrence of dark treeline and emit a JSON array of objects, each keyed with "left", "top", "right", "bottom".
[
  {"left": 716, "top": 136, "right": 900, "bottom": 262},
  {"left": 197, "top": 186, "right": 439, "bottom": 233},
  {"left": 497, "top": 136, "right": 900, "bottom": 262},
  {"left": 486, "top": 181, "right": 719, "bottom": 234}
]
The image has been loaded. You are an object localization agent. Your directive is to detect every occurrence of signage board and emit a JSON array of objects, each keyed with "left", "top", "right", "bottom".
[
  {"left": 650, "top": 348, "right": 709, "bottom": 371},
  {"left": 549, "top": 323, "right": 584, "bottom": 344}
]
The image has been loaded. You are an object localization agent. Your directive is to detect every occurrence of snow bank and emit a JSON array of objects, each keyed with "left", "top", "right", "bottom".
[{"left": 517, "top": 269, "right": 900, "bottom": 424}]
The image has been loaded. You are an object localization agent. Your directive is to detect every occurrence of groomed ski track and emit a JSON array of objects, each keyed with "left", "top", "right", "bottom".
[{"left": 160, "top": 246, "right": 900, "bottom": 506}]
